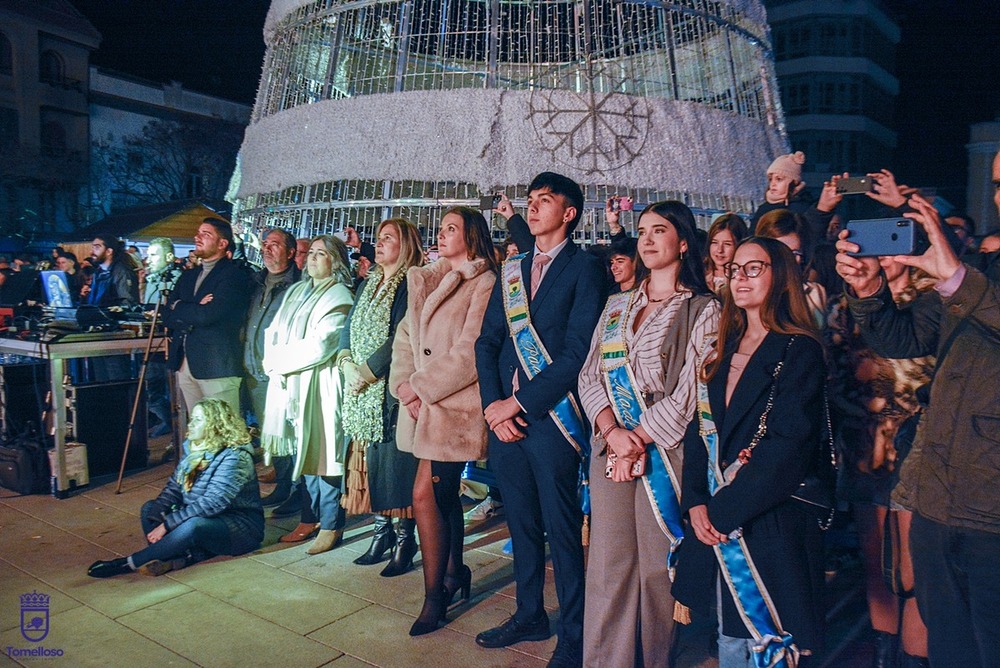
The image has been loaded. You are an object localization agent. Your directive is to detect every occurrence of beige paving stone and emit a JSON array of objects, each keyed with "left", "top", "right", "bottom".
[
  {"left": 0, "top": 515, "right": 192, "bottom": 619},
  {"left": 0, "top": 562, "right": 81, "bottom": 633},
  {"left": 308, "top": 605, "right": 545, "bottom": 668},
  {"left": 0, "top": 502, "right": 37, "bottom": 528},
  {"left": 0, "top": 605, "right": 195, "bottom": 668},
  {"left": 321, "top": 654, "right": 377, "bottom": 667},
  {"left": 78, "top": 480, "right": 165, "bottom": 516},
  {"left": 118, "top": 590, "right": 342, "bottom": 667},
  {"left": 282, "top": 547, "right": 426, "bottom": 613},
  {"left": 443, "top": 592, "right": 558, "bottom": 661},
  {"left": 165, "top": 557, "right": 371, "bottom": 634}
]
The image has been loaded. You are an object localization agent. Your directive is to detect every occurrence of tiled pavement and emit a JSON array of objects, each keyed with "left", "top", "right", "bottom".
[
  {"left": 0, "top": 437, "right": 870, "bottom": 667},
  {"left": 0, "top": 434, "right": 716, "bottom": 668}
]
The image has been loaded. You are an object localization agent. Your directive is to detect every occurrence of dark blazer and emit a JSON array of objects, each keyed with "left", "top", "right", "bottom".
[
  {"left": 475, "top": 240, "right": 607, "bottom": 423},
  {"left": 672, "top": 332, "right": 827, "bottom": 651},
  {"left": 163, "top": 258, "right": 253, "bottom": 379}
]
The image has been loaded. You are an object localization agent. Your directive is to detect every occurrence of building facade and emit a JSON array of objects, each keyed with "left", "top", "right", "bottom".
[
  {"left": 0, "top": 0, "right": 250, "bottom": 237},
  {"left": 0, "top": 0, "right": 100, "bottom": 237},
  {"left": 764, "top": 0, "right": 900, "bottom": 189}
]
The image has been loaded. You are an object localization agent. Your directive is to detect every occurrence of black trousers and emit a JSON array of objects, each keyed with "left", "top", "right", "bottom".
[
  {"left": 489, "top": 418, "right": 584, "bottom": 647},
  {"left": 911, "top": 513, "right": 1000, "bottom": 667}
]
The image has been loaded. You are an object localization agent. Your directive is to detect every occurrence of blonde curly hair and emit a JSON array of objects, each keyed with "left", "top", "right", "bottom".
[{"left": 190, "top": 398, "right": 251, "bottom": 454}]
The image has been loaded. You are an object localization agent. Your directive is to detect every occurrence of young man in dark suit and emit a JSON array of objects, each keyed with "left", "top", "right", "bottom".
[
  {"left": 163, "top": 218, "right": 252, "bottom": 417},
  {"left": 475, "top": 172, "right": 607, "bottom": 667}
]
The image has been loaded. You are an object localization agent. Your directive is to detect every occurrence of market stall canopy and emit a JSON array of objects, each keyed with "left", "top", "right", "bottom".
[{"left": 66, "top": 199, "right": 231, "bottom": 245}]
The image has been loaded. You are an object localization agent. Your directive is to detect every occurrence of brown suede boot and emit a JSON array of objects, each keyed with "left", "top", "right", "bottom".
[{"left": 305, "top": 529, "right": 343, "bottom": 554}]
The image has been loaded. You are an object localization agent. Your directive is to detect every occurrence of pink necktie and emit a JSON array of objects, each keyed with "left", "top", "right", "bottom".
[
  {"left": 530, "top": 254, "right": 551, "bottom": 300},
  {"left": 514, "top": 254, "right": 552, "bottom": 393}
]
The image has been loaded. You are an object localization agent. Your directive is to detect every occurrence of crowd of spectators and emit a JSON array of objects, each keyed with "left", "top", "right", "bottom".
[{"left": 68, "top": 149, "right": 1000, "bottom": 668}]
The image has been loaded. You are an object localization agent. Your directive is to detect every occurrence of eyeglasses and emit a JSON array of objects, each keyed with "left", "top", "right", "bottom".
[{"left": 723, "top": 260, "right": 771, "bottom": 279}]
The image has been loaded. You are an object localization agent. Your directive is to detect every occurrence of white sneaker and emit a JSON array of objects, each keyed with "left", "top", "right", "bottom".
[{"left": 466, "top": 495, "right": 504, "bottom": 522}]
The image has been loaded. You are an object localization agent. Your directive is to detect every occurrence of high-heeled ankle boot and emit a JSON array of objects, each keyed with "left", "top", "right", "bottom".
[
  {"left": 380, "top": 518, "right": 417, "bottom": 577},
  {"left": 899, "top": 654, "right": 929, "bottom": 668},
  {"left": 873, "top": 631, "right": 899, "bottom": 668},
  {"left": 444, "top": 564, "right": 472, "bottom": 605},
  {"left": 354, "top": 515, "right": 395, "bottom": 565},
  {"left": 409, "top": 586, "right": 449, "bottom": 637}
]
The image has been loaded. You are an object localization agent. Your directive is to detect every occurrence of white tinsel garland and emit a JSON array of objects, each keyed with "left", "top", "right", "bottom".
[{"left": 237, "top": 88, "right": 785, "bottom": 200}]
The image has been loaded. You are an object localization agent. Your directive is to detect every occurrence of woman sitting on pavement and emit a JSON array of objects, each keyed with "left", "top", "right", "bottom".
[{"left": 87, "top": 398, "right": 264, "bottom": 578}]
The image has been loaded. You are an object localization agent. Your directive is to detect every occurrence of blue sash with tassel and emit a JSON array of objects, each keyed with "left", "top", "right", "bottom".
[
  {"left": 598, "top": 289, "right": 685, "bottom": 577},
  {"left": 697, "top": 378, "right": 800, "bottom": 668}
]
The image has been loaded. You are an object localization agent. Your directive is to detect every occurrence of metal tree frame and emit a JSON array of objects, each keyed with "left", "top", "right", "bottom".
[{"left": 235, "top": 0, "right": 782, "bottom": 246}]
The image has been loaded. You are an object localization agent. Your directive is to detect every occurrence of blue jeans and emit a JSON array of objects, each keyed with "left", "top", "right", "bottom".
[
  {"left": 304, "top": 475, "right": 344, "bottom": 530},
  {"left": 131, "top": 499, "right": 233, "bottom": 567}
]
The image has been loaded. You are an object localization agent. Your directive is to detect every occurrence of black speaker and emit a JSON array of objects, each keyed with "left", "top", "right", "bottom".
[
  {"left": 0, "top": 362, "right": 48, "bottom": 437},
  {"left": 66, "top": 380, "right": 148, "bottom": 477}
]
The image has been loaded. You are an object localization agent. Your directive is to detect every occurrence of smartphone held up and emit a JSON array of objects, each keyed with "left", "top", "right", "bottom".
[{"left": 845, "top": 218, "right": 920, "bottom": 257}]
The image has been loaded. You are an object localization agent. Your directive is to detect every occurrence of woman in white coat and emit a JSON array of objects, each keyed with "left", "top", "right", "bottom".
[{"left": 261, "top": 235, "right": 354, "bottom": 555}]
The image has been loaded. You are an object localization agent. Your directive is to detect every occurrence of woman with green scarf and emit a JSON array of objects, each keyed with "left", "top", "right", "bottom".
[
  {"left": 260, "top": 235, "right": 354, "bottom": 555},
  {"left": 339, "top": 218, "right": 425, "bottom": 576}
]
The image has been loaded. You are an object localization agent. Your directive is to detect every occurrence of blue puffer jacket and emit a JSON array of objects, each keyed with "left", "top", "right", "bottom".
[{"left": 153, "top": 444, "right": 264, "bottom": 556}]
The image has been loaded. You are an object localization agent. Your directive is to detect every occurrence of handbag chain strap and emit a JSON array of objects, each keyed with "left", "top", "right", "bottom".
[{"left": 738, "top": 337, "right": 836, "bottom": 531}]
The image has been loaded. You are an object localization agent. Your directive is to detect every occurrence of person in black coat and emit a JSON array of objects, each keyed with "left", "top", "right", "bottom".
[
  {"left": 672, "top": 237, "right": 827, "bottom": 666},
  {"left": 87, "top": 398, "right": 264, "bottom": 577},
  {"left": 163, "top": 218, "right": 253, "bottom": 414}
]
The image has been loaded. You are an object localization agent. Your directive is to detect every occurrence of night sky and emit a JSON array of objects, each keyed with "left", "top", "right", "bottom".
[{"left": 70, "top": 0, "right": 999, "bottom": 210}]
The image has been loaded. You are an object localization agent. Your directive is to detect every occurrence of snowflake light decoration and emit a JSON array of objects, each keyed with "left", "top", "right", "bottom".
[{"left": 528, "top": 63, "right": 652, "bottom": 176}]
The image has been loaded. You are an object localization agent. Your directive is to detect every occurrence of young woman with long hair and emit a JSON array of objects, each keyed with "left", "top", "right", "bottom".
[
  {"left": 673, "top": 237, "right": 828, "bottom": 667},
  {"left": 389, "top": 206, "right": 498, "bottom": 635},
  {"left": 577, "top": 200, "right": 720, "bottom": 667},
  {"left": 705, "top": 213, "right": 749, "bottom": 295},
  {"left": 260, "top": 235, "right": 355, "bottom": 555}
]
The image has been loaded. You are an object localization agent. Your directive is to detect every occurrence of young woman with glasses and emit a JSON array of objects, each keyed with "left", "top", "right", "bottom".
[{"left": 672, "top": 237, "right": 828, "bottom": 667}]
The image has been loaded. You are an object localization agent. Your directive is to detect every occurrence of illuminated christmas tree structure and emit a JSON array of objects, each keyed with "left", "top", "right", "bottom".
[{"left": 234, "top": 0, "right": 787, "bottom": 242}]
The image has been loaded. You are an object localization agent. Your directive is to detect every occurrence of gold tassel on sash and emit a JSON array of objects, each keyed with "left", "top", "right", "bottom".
[{"left": 673, "top": 601, "right": 692, "bottom": 625}]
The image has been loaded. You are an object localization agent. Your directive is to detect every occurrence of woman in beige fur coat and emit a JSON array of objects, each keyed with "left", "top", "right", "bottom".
[{"left": 390, "top": 207, "right": 498, "bottom": 636}]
